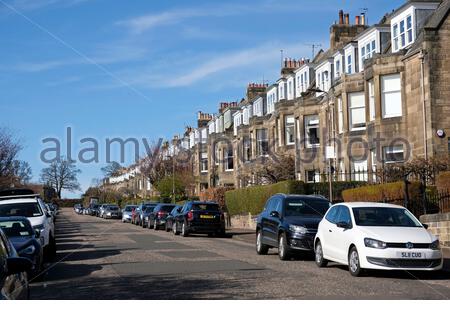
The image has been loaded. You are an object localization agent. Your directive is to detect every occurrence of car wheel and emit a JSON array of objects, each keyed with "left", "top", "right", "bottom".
[
  {"left": 278, "top": 233, "right": 290, "bottom": 261},
  {"left": 256, "top": 230, "right": 269, "bottom": 255},
  {"left": 173, "top": 222, "right": 179, "bottom": 235},
  {"left": 154, "top": 221, "right": 158, "bottom": 231},
  {"left": 315, "top": 240, "right": 328, "bottom": 268},
  {"left": 181, "top": 222, "right": 189, "bottom": 237},
  {"left": 348, "top": 247, "right": 363, "bottom": 277},
  {"left": 165, "top": 223, "right": 170, "bottom": 232}
]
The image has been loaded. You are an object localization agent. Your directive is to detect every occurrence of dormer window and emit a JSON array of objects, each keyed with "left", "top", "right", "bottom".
[{"left": 393, "top": 15, "right": 413, "bottom": 51}]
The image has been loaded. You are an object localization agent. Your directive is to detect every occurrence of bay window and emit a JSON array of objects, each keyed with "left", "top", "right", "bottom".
[
  {"left": 200, "top": 152, "right": 208, "bottom": 173},
  {"left": 224, "top": 147, "right": 234, "bottom": 171},
  {"left": 243, "top": 137, "right": 252, "bottom": 163},
  {"left": 381, "top": 74, "right": 402, "bottom": 118},
  {"left": 285, "top": 115, "right": 295, "bottom": 145},
  {"left": 256, "top": 129, "right": 269, "bottom": 156},
  {"left": 304, "top": 115, "right": 320, "bottom": 148},
  {"left": 348, "top": 92, "right": 366, "bottom": 131}
]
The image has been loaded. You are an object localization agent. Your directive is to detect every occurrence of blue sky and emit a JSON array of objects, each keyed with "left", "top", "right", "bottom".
[{"left": 0, "top": 0, "right": 405, "bottom": 198}]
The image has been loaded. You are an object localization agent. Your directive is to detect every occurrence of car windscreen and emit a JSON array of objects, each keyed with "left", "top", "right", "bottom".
[
  {"left": 0, "top": 220, "right": 33, "bottom": 237},
  {"left": 92, "top": 205, "right": 99, "bottom": 209},
  {"left": 159, "top": 205, "right": 176, "bottom": 212},
  {"left": 353, "top": 207, "right": 422, "bottom": 227},
  {"left": 107, "top": 206, "right": 119, "bottom": 210},
  {"left": 0, "top": 203, "right": 43, "bottom": 218},
  {"left": 144, "top": 206, "right": 156, "bottom": 213},
  {"left": 124, "top": 206, "right": 136, "bottom": 211},
  {"left": 284, "top": 199, "right": 330, "bottom": 217},
  {"left": 191, "top": 203, "right": 220, "bottom": 211}
]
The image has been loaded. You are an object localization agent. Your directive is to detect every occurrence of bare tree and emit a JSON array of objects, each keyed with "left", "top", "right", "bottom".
[
  {"left": 252, "top": 153, "right": 296, "bottom": 184},
  {"left": 0, "top": 128, "right": 23, "bottom": 189},
  {"left": 101, "top": 161, "right": 123, "bottom": 178},
  {"left": 40, "top": 157, "right": 81, "bottom": 198},
  {"left": 11, "top": 160, "right": 32, "bottom": 185}
]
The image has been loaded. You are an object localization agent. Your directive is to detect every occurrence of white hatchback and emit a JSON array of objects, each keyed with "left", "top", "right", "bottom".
[{"left": 314, "top": 203, "right": 443, "bottom": 276}]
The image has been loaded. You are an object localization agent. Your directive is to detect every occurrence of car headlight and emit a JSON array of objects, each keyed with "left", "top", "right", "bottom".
[
  {"left": 364, "top": 238, "right": 387, "bottom": 249},
  {"left": 430, "top": 240, "right": 440, "bottom": 250},
  {"left": 19, "top": 245, "right": 36, "bottom": 255},
  {"left": 289, "top": 225, "right": 308, "bottom": 234},
  {"left": 33, "top": 224, "right": 45, "bottom": 235}
]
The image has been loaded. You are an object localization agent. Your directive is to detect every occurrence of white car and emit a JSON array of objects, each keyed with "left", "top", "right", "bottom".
[
  {"left": 0, "top": 191, "right": 56, "bottom": 261},
  {"left": 314, "top": 202, "right": 443, "bottom": 276}
]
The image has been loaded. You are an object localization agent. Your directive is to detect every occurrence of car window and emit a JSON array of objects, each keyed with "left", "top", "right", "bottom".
[
  {"left": 265, "top": 198, "right": 275, "bottom": 213},
  {"left": 0, "top": 232, "right": 9, "bottom": 272},
  {"left": 325, "top": 206, "right": 339, "bottom": 223},
  {"left": 273, "top": 198, "right": 282, "bottom": 214},
  {"left": 336, "top": 206, "right": 352, "bottom": 226},
  {"left": 160, "top": 205, "right": 176, "bottom": 212},
  {"left": 191, "top": 203, "right": 220, "bottom": 211},
  {"left": 353, "top": 207, "right": 422, "bottom": 227},
  {"left": 0, "top": 202, "right": 43, "bottom": 218},
  {"left": 0, "top": 221, "right": 33, "bottom": 237},
  {"left": 285, "top": 198, "right": 330, "bottom": 218}
]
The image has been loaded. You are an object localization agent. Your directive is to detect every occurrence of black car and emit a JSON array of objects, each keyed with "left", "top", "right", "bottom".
[
  {"left": 165, "top": 205, "right": 182, "bottom": 232},
  {"left": 0, "top": 217, "right": 43, "bottom": 279},
  {"left": 88, "top": 204, "right": 100, "bottom": 216},
  {"left": 256, "top": 194, "right": 331, "bottom": 260},
  {"left": 172, "top": 201, "right": 225, "bottom": 237},
  {"left": 149, "top": 204, "right": 178, "bottom": 230},
  {"left": 0, "top": 227, "right": 32, "bottom": 299},
  {"left": 138, "top": 203, "right": 158, "bottom": 228}
]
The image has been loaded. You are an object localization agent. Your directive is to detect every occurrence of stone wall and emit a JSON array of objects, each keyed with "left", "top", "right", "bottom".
[{"left": 420, "top": 213, "right": 450, "bottom": 247}]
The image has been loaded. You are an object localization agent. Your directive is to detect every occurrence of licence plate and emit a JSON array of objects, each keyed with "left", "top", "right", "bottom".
[
  {"left": 398, "top": 252, "right": 425, "bottom": 259},
  {"left": 200, "top": 215, "right": 214, "bottom": 219}
]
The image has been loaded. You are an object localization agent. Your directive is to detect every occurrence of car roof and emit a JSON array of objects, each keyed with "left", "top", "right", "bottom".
[
  {"left": 275, "top": 194, "right": 329, "bottom": 200},
  {"left": 336, "top": 202, "right": 406, "bottom": 209},
  {"left": 0, "top": 198, "right": 39, "bottom": 205}
]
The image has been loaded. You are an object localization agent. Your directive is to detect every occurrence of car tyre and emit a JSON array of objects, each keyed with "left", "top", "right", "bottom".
[
  {"left": 173, "top": 222, "right": 179, "bottom": 235},
  {"left": 348, "top": 246, "right": 364, "bottom": 277},
  {"left": 181, "top": 221, "right": 189, "bottom": 237},
  {"left": 278, "top": 233, "right": 290, "bottom": 261},
  {"left": 154, "top": 221, "right": 158, "bottom": 231},
  {"left": 315, "top": 240, "right": 328, "bottom": 268},
  {"left": 165, "top": 223, "right": 170, "bottom": 232},
  {"left": 256, "top": 230, "right": 269, "bottom": 255}
]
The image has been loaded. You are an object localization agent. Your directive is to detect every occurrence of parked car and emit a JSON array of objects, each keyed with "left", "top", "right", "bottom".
[
  {"left": 121, "top": 205, "right": 137, "bottom": 223},
  {"left": 134, "top": 202, "right": 158, "bottom": 227},
  {"left": 0, "top": 217, "right": 43, "bottom": 279},
  {"left": 88, "top": 204, "right": 100, "bottom": 216},
  {"left": 149, "top": 204, "right": 177, "bottom": 230},
  {"left": 172, "top": 201, "right": 225, "bottom": 237},
  {"left": 103, "top": 205, "right": 121, "bottom": 219},
  {"left": 0, "top": 189, "right": 56, "bottom": 262},
  {"left": 0, "top": 227, "right": 32, "bottom": 299},
  {"left": 256, "top": 194, "right": 331, "bottom": 260},
  {"left": 142, "top": 205, "right": 159, "bottom": 228},
  {"left": 74, "top": 204, "right": 83, "bottom": 214},
  {"left": 98, "top": 204, "right": 108, "bottom": 218},
  {"left": 165, "top": 205, "right": 182, "bottom": 232},
  {"left": 314, "top": 202, "right": 443, "bottom": 277}
]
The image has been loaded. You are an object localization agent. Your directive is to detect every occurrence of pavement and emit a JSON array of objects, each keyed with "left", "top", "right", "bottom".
[{"left": 30, "top": 209, "right": 450, "bottom": 299}]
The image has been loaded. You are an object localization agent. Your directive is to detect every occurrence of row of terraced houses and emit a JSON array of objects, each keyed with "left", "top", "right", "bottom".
[{"left": 105, "top": 0, "right": 450, "bottom": 199}]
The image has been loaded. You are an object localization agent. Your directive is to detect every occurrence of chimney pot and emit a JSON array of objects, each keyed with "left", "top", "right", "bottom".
[
  {"left": 339, "top": 10, "right": 344, "bottom": 24},
  {"left": 344, "top": 13, "right": 350, "bottom": 25},
  {"left": 355, "top": 15, "right": 360, "bottom": 25},
  {"left": 361, "top": 13, "right": 366, "bottom": 26}
]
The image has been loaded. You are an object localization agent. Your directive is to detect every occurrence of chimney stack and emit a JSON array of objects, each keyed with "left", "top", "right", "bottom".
[
  {"left": 361, "top": 13, "right": 366, "bottom": 26},
  {"left": 355, "top": 15, "right": 360, "bottom": 25},
  {"left": 339, "top": 10, "right": 344, "bottom": 24},
  {"left": 344, "top": 13, "right": 349, "bottom": 25}
]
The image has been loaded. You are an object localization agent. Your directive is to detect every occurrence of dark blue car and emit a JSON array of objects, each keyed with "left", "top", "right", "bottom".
[
  {"left": 256, "top": 194, "right": 331, "bottom": 260},
  {"left": 0, "top": 217, "right": 44, "bottom": 279}
]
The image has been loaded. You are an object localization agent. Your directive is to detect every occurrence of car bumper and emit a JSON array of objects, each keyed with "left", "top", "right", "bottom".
[
  {"left": 360, "top": 247, "right": 443, "bottom": 271},
  {"left": 287, "top": 233, "right": 316, "bottom": 251},
  {"left": 187, "top": 223, "right": 225, "bottom": 234},
  {"left": 122, "top": 215, "right": 131, "bottom": 221}
]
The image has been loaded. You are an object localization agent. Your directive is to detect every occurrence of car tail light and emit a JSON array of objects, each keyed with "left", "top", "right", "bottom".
[
  {"left": 158, "top": 211, "right": 165, "bottom": 218},
  {"left": 187, "top": 211, "right": 194, "bottom": 221}
]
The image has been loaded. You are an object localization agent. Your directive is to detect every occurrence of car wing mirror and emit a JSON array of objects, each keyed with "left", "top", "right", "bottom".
[
  {"left": 270, "top": 211, "right": 280, "bottom": 219},
  {"left": 7, "top": 257, "right": 33, "bottom": 276},
  {"left": 336, "top": 222, "right": 350, "bottom": 229},
  {"left": 422, "top": 223, "right": 429, "bottom": 230}
]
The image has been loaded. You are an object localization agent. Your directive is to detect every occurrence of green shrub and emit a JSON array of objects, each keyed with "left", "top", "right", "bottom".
[
  {"left": 342, "top": 181, "right": 421, "bottom": 202},
  {"left": 225, "top": 180, "right": 305, "bottom": 215}
]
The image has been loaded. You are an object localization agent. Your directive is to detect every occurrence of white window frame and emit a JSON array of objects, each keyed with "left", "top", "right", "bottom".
[
  {"left": 304, "top": 115, "right": 320, "bottom": 148},
  {"left": 200, "top": 152, "right": 208, "bottom": 173},
  {"left": 256, "top": 129, "right": 269, "bottom": 157},
  {"left": 352, "top": 159, "right": 368, "bottom": 182},
  {"left": 368, "top": 80, "right": 375, "bottom": 121},
  {"left": 383, "top": 145, "right": 405, "bottom": 164},
  {"left": 348, "top": 92, "right": 366, "bottom": 131},
  {"left": 381, "top": 74, "right": 402, "bottom": 119},
  {"left": 337, "top": 97, "right": 344, "bottom": 134},
  {"left": 285, "top": 115, "right": 295, "bottom": 146},
  {"left": 224, "top": 147, "right": 234, "bottom": 171}
]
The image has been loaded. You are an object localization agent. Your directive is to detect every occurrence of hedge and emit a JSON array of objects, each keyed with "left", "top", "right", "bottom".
[
  {"left": 225, "top": 180, "right": 305, "bottom": 216},
  {"left": 342, "top": 181, "right": 422, "bottom": 202},
  {"left": 436, "top": 171, "right": 450, "bottom": 192}
]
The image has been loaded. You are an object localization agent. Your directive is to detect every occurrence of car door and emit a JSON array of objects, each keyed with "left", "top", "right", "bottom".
[
  {"left": 0, "top": 233, "right": 9, "bottom": 299},
  {"left": 321, "top": 206, "right": 340, "bottom": 260},
  {"left": 265, "top": 197, "right": 282, "bottom": 246},
  {"left": 333, "top": 206, "right": 354, "bottom": 263}
]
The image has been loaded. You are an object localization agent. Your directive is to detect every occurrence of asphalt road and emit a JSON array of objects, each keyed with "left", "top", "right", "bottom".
[{"left": 30, "top": 209, "right": 450, "bottom": 299}]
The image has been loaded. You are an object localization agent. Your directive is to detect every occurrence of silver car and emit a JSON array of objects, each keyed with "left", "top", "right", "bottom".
[
  {"left": 103, "top": 205, "right": 120, "bottom": 219},
  {"left": 121, "top": 205, "right": 137, "bottom": 223}
]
